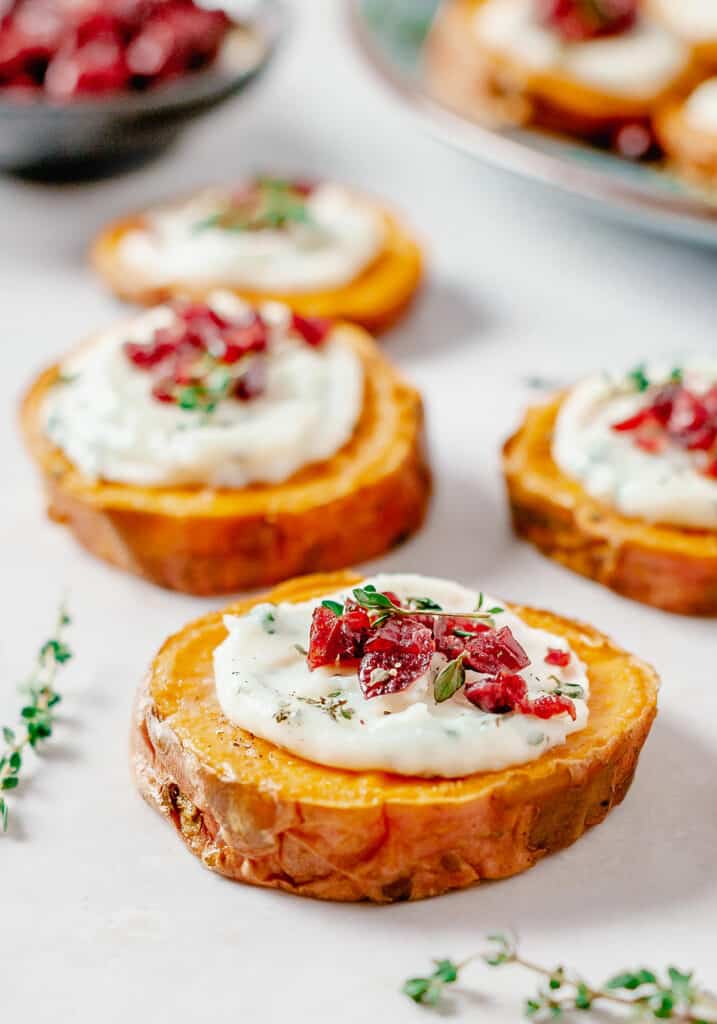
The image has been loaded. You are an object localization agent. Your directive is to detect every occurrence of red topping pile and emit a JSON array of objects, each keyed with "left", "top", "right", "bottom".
[
  {"left": 536, "top": 0, "right": 637, "bottom": 42},
  {"left": 307, "top": 589, "right": 577, "bottom": 720},
  {"left": 124, "top": 301, "right": 332, "bottom": 412},
  {"left": 611, "top": 378, "right": 717, "bottom": 479},
  {"left": 0, "top": 0, "right": 230, "bottom": 100}
]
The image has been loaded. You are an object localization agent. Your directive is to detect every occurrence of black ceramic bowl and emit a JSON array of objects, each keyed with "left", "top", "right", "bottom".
[{"left": 0, "top": 2, "right": 284, "bottom": 180}]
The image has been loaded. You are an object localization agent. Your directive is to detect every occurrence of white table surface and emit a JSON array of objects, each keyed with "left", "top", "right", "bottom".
[{"left": 2, "top": 2, "right": 717, "bottom": 1021}]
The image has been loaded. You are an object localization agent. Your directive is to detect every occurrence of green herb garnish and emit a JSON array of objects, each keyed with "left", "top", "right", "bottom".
[
  {"left": 402, "top": 934, "right": 717, "bottom": 1021},
  {"left": 0, "top": 605, "right": 72, "bottom": 834},
  {"left": 433, "top": 654, "right": 467, "bottom": 703},
  {"left": 628, "top": 363, "right": 651, "bottom": 393}
]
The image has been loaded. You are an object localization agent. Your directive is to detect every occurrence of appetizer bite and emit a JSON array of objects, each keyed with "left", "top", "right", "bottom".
[
  {"left": 0, "top": 0, "right": 233, "bottom": 101},
  {"left": 133, "top": 571, "right": 658, "bottom": 902},
  {"left": 504, "top": 361, "right": 717, "bottom": 614},
  {"left": 656, "top": 78, "right": 717, "bottom": 183},
  {"left": 428, "top": 0, "right": 694, "bottom": 156},
  {"left": 91, "top": 178, "right": 423, "bottom": 331},
  {"left": 21, "top": 294, "right": 429, "bottom": 594}
]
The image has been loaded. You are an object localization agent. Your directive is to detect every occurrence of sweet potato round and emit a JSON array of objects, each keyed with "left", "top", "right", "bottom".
[
  {"left": 91, "top": 202, "right": 423, "bottom": 333},
  {"left": 503, "top": 396, "right": 717, "bottom": 615},
  {"left": 20, "top": 327, "right": 430, "bottom": 595},
  {"left": 132, "top": 570, "right": 659, "bottom": 903}
]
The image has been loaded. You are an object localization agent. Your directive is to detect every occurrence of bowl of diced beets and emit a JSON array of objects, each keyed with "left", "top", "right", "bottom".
[{"left": 0, "top": 0, "right": 283, "bottom": 179}]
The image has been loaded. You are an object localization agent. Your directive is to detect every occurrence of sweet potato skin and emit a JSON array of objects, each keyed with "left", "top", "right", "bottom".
[
  {"left": 503, "top": 397, "right": 717, "bottom": 616},
  {"left": 20, "top": 328, "right": 430, "bottom": 595},
  {"left": 132, "top": 571, "right": 659, "bottom": 902},
  {"left": 427, "top": 0, "right": 699, "bottom": 138},
  {"left": 91, "top": 204, "right": 423, "bottom": 333}
]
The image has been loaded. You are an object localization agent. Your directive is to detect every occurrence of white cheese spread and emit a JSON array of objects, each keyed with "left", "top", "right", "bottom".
[
  {"left": 213, "top": 574, "right": 589, "bottom": 778},
  {"left": 116, "top": 183, "right": 385, "bottom": 293},
  {"left": 43, "top": 293, "right": 364, "bottom": 488}
]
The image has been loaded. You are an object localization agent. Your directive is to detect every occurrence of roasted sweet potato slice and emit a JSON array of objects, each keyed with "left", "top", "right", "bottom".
[
  {"left": 91, "top": 203, "right": 423, "bottom": 333},
  {"left": 132, "top": 571, "right": 658, "bottom": 902},
  {"left": 21, "top": 328, "right": 430, "bottom": 594},
  {"left": 503, "top": 396, "right": 717, "bottom": 615}
]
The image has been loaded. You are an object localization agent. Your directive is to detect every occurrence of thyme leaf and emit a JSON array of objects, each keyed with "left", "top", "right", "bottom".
[{"left": 433, "top": 654, "right": 467, "bottom": 704}]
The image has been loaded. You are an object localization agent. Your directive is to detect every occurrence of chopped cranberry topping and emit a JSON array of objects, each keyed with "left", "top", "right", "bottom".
[
  {"left": 545, "top": 647, "right": 570, "bottom": 667},
  {"left": 359, "top": 618, "right": 435, "bottom": 699},
  {"left": 611, "top": 378, "right": 717, "bottom": 480},
  {"left": 290, "top": 313, "right": 332, "bottom": 347},
  {"left": 465, "top": 672, "right": 527, "bottom": 714},
  {"left": 124, "top": 301, "right": 270, "bottom": 411},
  {"left": 304, "top": 589, "right": 577, "bottom": 720},
  {"left": 0, "top": 0, "right": 230, "bottom": 99},
  {"left": 522, "top": 693, "right": 577, "bottom": 721},
  {"left": 460, "top": 626, "right": 530, "bottom": 677},
  {"left": 536, "top": 0, "right": 637, "bottom": 41}
]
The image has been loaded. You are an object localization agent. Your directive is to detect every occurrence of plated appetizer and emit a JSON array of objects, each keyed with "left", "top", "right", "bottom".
[
  {"left": 428, "top": 0, "right": 695, "bottom": 156},
  {"left": 504, "top": 361, "right": 717, "bottom": 614},
  {"left": 133, "top": 571, "right": 658, "bottom": 902},
  {"left": 656, "top": 78, "right": 717, "bottom": 184},
  {"left": 21, "top": 293, "right": 429, "bottom": 594},
  {"left": 0, "top": 0, "right": 233, "bottom": 100},
  {"left": 91, "top": 178, "right": 423, "bottom": 332}
]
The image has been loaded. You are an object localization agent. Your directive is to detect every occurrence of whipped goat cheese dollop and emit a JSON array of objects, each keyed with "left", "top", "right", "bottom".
[
  {"left": 474, "top": 0, "right": 688, "bottom": 99},
  {"left": 213, "top": 574, "right": 589, "bottom": 778},
  {"left": 43, "top": 293, "right": 364, "bottom": 489},
  {"left": 683, "top": 78, "right": 717, "bottom": 135},
  {"left": 650, "top": 0, "right": 717, "bottom": 43},
  {"left": 116, "top": 183, "right": 386, "bottom": 293},
  {"left": 553, "top": 361, "right": 717, "bottom": 529}
]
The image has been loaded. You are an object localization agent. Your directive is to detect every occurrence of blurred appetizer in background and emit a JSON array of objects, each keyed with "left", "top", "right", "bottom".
[
  {"left": 92, "top": 178, "right": 423, "bottom": 331},
  {"left": 648, "top": 0, "right": 717, "bottom": 65},
  {"left": 0, "top": 0, "right": 236, "bottom": 100},
  {"left": 656, "top": 77, "right": 717, "bottom": 184},
  {"left": 21, "top": 293, "right": 430, "bottom": 593},
  {"left": 428, "top": 0, "right": 703, "bottom": 159},
  {"left": 503, "top": 361, "right": 717, "bottom": 614},
  {"left": 133, "top": 571, "right": 658, "bottom": 901}
]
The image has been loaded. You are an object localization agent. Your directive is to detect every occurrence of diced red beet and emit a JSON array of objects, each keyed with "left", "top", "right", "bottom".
[
  {"left": 359, "top": 618, "right": 435, "bottom": 699},
  {"left": 545, "top": 647, "right": 570, "bottom": 667},
  {"left": 465, "top": 672, "right": 527, "bottom": 714}
]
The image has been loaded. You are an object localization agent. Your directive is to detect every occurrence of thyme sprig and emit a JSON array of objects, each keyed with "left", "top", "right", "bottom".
[
  {"left": 0, "top": 606, "right": 72, "bottom": 833},
  {"left": 350, "top": 586, "right": 505, "bottom": 631},
  {"left": 403, "top": 933, "right": 717, "bottom": 1022}
]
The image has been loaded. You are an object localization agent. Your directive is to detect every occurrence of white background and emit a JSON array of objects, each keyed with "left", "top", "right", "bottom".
[{"left": 2, "top": 2, "right": 716, "bottom": 1021}]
